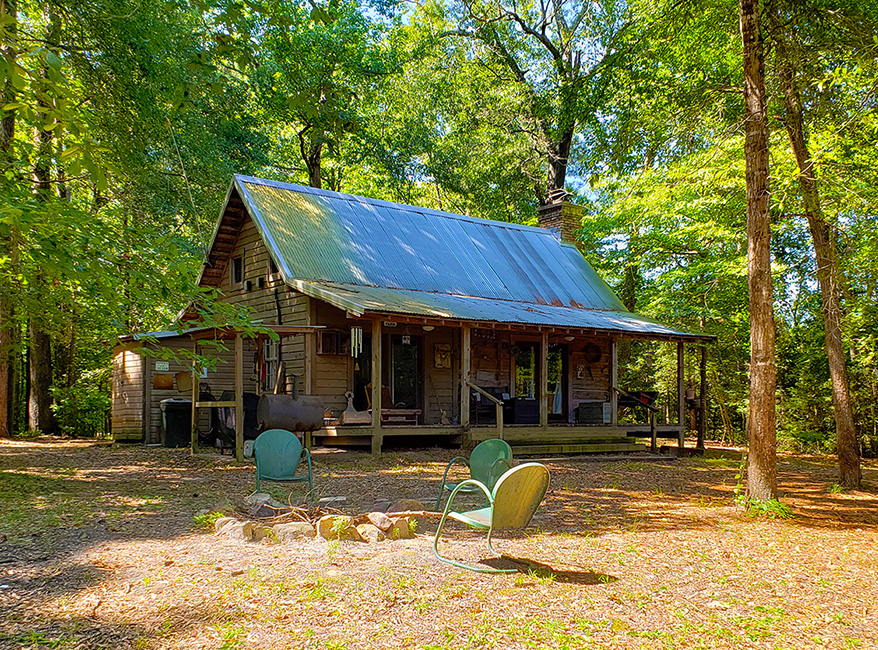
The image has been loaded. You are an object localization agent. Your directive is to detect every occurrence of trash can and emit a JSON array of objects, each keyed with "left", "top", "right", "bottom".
[{"left": 160, "top": 398, "right": 192, "bottom": 448}]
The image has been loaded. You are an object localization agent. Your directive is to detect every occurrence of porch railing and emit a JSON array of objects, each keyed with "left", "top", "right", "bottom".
[
  {"left": 613, "top": 386, "right": 660, "bottom": 453},
  {"left": 466, "top": 380, "right": 504, "bottom": 440}
]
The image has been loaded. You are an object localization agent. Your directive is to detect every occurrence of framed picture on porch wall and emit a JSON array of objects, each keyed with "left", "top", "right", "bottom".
[{"left": 434, "top": 343, "right": 451, "bottom": 369}]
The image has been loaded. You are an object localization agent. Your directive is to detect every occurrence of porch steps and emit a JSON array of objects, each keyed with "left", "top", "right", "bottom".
[{"left": 509, "top": 441, "right": 646, "bottom": 456}]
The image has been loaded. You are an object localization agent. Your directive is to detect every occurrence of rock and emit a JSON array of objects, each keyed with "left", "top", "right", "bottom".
[
  {"left": 317, "top": 496, "right": 347, "bottom": 508},
  {"left": 317, "top": 515, "right": 365, "bottom": 542},
  {"left": 213, "top": 517, "right": 238, "bottom": 534},
  {"left": 366, "top": 511, "right": 393, "bottom": 532},
  {"left": 389, "top": 517, "right": 415, "bottom": 540},
  {"left": 371, "top": 499, "right": 392, "bottom": 512},
  {"left": 389, "top": 499, "right": 424, "bottom": 513},
  {"left": 356, "top": 523, "right": 386, "bottom": 543},
  {"left": 273, "top": 522, "right": 317, "bottom": 542},
  {"left": 218, "top": 521, "right": 253, "bottom": 541},
  {"left": 251, "top": 525, "right": 273, "bottom": 542},
  {"left": 240, "top": 493, "right": 290, "bottom": 518}
]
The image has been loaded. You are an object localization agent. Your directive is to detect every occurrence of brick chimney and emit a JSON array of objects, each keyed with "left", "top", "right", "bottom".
[{"left": 537, "top": 189, "right": 583, "bottom": 246}]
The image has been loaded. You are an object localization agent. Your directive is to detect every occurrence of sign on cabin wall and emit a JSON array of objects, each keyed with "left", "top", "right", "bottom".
[
  {"left": 155, "top": 361, "right": 170, "bottom": 372},
  {"left": 434, "top": 343, "right": 451, "bottom": 368}
]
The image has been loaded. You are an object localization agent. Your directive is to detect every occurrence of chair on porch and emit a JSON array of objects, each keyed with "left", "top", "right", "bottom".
[
  {"left": 433, "top": 462, "right": 550, "bottom": 573},
  {"left": 434, "top": 439, "right": 513, "bottom": 511},
  {"left": 253, "top": 429, "right": 313, "bottom": 497}
]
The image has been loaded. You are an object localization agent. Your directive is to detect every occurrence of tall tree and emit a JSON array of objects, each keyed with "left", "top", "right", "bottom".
[
  {"left": 249, "top": 0, "right": 394, "bottom": 190},
  {"left": 27, "top": 7, "right": 61, "bottom": 434},
  {"left": 740, "top": 0, "right": 777, "bottom": 502},
  {"left": 433, "top": 0, "right": 628, "bottom": 202},
  {"left": 766, "top": 0, "right": 869, "bottom": 486},
  {"left": 0, "top": 0, "right": 16, "bottom": 437}
]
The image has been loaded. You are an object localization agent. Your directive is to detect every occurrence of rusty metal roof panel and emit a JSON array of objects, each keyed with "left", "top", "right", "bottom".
[{"left": 229, "top": 175, "right": 703, "bottom": 337}]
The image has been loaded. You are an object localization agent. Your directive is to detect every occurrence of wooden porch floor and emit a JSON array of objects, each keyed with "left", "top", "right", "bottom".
[{"left": 311, "top": 423, "right": 683, "bottom": 455}]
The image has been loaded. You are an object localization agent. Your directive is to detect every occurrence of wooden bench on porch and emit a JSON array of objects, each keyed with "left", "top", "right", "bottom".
[{"left": 365, "top": 384, "right": 421, "bottom": 425}]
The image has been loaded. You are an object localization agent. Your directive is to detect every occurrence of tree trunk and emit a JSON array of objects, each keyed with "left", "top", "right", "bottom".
[
  {"left": 775, "top": 48, "right": 861, "bottom": 487},
  {"left": 740, "top": 0, "right": 777, "bottom": 502},
  {"left": 306, "top": 143, "right": 322, "bottom": 188},
  {"left": 0, "top": 0, "right": 17, "bottom": 437},
  {"left": 546, "top": 122, "right": 575, "bottom": 194},
  {"left": 28, "top": 327, "right": 54, "bottom": 433},
  {"left": 27, "top": 10, "right": 60, "bottom": 434}
]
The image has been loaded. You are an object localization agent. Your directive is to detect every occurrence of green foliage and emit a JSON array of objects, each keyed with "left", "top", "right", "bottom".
[
  {"left": 51, "top": 370, "right": 111, "bottom": 438},
  {"left": 0, "top": 0, "right": 874, "bottom": 460},
  {"left": 192, "top": 510, "right": 225, "bottom": 529}
]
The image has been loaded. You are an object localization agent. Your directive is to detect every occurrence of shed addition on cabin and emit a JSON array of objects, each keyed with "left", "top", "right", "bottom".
[{"left": 112, "top": 175, "right": 713, "bottom": 456}]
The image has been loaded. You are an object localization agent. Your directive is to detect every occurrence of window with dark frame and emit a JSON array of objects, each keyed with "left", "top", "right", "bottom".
[
  {"left": 268, "top": 256, "right": 278, "bottom": 276},
  {"left": 231, "top": 256, "right": 243, "bottom": 284}
]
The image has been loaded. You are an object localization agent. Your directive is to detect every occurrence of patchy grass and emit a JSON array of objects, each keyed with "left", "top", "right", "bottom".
[{"left": 0, "top": 438, "right": 876, "bottom": 650}]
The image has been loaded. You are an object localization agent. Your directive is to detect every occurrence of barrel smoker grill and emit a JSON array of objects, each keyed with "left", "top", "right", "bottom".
[{"left": 256, "top": 393, "right": 324, "bottom": 433}]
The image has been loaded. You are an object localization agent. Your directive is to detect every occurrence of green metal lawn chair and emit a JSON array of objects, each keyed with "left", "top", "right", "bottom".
[
  {"left": 433, "top": 462, "right": 550, "bottom": 573},
  {"left": 434, "top": 439, "right": 513, "bottom": 511},
  {"left": 253, "top": 428, "right": 313, "bottom": 497}
]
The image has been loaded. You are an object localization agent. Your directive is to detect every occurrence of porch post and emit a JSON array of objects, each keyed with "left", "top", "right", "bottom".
[
  {"left": 235, "top": 332, "right": 244, "bottom": 462},
  {"left": 190, "top": 339, "right": 198, "bottom": 455},
  {"left": 539, "top": 331, "right": 548, "bottom": 428},
  {"left": 677, "top": 341, "right": 685, "bottom": 448},
  {"left": 371, "top": 319, "right": 382, "bottom": 455},
  {"left": 698, "top": 345, "right": 708, "bottom": 450},
  {"left": 460, "top": 325, "right": 471, "bottom": 429},
  {"left": 610, "top": 338, "right": 618, "bottom": 426}
]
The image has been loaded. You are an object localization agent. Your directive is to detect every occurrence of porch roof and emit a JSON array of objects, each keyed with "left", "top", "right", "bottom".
[{"left": 292, "top": 280, "right": 710, "bottom": 341}]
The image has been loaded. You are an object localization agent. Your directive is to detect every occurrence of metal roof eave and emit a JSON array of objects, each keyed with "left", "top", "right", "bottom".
[
  {"left": 289, "top": 279, "right": 367, "bottom": 316},
  {"left": 290, "top": 280, "right": 714, "bottom": 342}
]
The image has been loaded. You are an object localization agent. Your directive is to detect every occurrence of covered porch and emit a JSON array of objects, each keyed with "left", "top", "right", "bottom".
[{"left": 312, "top": 313, "right": 712, "bottom": 456}]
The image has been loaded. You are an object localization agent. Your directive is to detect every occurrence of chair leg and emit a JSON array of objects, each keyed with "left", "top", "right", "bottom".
[{"left": 433, "top": 515, "right": 516, "bottom": 574}]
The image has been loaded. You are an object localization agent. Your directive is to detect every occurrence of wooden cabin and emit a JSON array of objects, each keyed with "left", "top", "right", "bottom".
[{"left": 112, "top": 175, "right": 711, "bottom": 455}]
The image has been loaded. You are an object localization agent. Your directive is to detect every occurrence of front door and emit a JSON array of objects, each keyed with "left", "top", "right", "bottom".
[
  {"left": 547, "top": 344, "right": 569, "bottom": 422},
  {"left": 391, "top": 336, "right": 421, "bottom": 410}
]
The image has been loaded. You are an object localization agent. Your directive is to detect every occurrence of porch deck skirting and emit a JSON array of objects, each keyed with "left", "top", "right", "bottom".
[{"left": 311, "top": 423, "right": 684, "bottom": 455}]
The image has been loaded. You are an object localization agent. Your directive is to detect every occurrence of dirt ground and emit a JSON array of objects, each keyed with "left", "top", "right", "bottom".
[{"left": 0, "top": 438, "right": 876, "bottom": 650}]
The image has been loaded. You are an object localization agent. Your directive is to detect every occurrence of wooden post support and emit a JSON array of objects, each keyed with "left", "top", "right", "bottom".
[
  {"left": 371, "top": 319, "right": 382, "bottom": 455},
  {"left": 677, "top": 341, "right": 685, "bottom": 448},
  {"left": 539, "top": 331, "right": 548, "bottom": 428},
  {"left": 235, "top": 332, "right": 244, "bottom": 462},
  {"left": 698, "top": 345, "right": 708, "bottom": 450},
  {"left": 190, "top": 340, "right": 198, "bottom": 455},
  {"left": 650, "top": 410, "right": 657, "bottom": 454},
  {"left": 460, "top": 325, "right": 471, "bottom": 429},
  {"left": 610, "top": 338, "right": 619, "bottom": 426}
]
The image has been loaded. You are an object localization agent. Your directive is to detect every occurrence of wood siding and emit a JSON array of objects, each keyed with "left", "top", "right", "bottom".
[
  {"left": 144, "top": 339, "right": 214, "bottom": 444},
  {"left": 217, "top": 215, "right": 310, "bottom": 394},
  {"left": 423, "top": 327, "right": 457, "bottom": 424},
  {"left": 311, "top": 301, "right": 351, "bottom": 414},
  {"left": 111, "top": 343, "right": 144, "bottom": 438}
]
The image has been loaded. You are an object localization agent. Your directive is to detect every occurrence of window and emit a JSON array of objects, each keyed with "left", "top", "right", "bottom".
[
  {"left": 263, "top": 338, "right": 279, "bottom": 392},
  {"left": 268, "top": 256, "right": 279, "bottom": 276},
  {"left": 231, "top": 256, "right": 243, "bottom": 284},
  {"left": 514, "top": 344, "right": 537, "bottom": 398},
  {"left": 318, "top": 330, "right": 350, "bottom": 355}
]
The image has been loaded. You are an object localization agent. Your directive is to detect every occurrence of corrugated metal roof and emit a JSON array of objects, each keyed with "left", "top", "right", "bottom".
[
  {"left": 229, "top": 175, "right": 710, "bottom": 340},
  {"left": 291, "top": 281, "right": 701, "bottom": 339}
]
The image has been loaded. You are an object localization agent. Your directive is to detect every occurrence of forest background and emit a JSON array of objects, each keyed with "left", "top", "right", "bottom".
[{"left": 0, "top": 0, "right": 876, "bottom": 463}]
